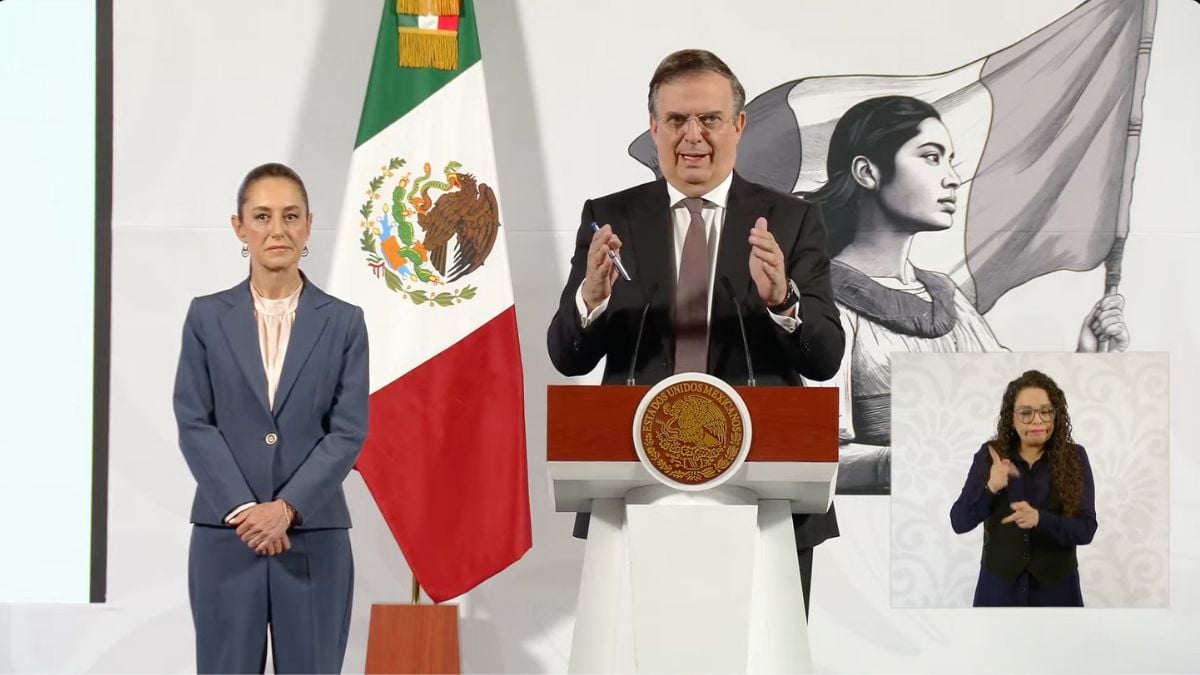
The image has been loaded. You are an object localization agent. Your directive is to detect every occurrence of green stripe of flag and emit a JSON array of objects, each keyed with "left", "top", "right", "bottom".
[{"left": 355, "top": 0, "right": 481, "bottom": 148}]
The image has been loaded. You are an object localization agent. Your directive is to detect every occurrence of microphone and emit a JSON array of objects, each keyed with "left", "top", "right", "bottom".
[
  {"left": 720, "top": 276, "right": 756, "bottom": 387},
  {"left": 626, "top": 281, "right": 659, "bottom": 386}
]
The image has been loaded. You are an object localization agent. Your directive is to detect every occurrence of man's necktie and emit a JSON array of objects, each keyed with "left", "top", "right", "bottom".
[{"left": 674, "top": 198, "right": 709, "bottom": 373}]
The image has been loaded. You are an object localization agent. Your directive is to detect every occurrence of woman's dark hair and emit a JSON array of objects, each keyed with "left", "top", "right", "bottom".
[
  {"left": 797, "top": 95, "right": 941, "bottom": 255},
  {"left": 236, "top": 162, "right": 310, "bottom": 218},
  {"left": 989, "top": 369, "right": 1084, "bottom": 516}
]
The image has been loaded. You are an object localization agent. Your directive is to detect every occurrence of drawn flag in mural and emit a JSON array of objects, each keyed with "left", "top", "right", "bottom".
[{"left": 629, "top": 0, "right": 1156, "bottom": 313}]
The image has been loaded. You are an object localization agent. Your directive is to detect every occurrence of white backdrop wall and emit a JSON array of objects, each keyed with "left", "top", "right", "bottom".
[{"left": 2, "top": 0, "right": 1198, "bottom": 672}]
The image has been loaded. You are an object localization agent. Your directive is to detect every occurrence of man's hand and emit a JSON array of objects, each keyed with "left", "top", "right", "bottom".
[
  {"left": 748, "top": 218, "right": 789, "bottom": 310},
  {"left": 1077, "top": 293, "right": 1129, "bottom": 352},
  {"left": 1001, "top": 500, "right": 1040, "bottom": 529},
  {"left": 229, "top": 499, "right": 294, "bottom": 556},
  {"left": 581, "top": 224, "right": 622, "bottom": 313}
]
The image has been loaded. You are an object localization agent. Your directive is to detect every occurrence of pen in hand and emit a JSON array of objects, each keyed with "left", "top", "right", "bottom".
[{"left": 591, "top": 221, "right": 632, "bottom": 282}]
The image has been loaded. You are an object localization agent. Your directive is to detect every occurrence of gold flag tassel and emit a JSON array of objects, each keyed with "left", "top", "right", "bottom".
[
  {"left": 399, "top": 28, "right": 459, "bottom": 71},
  {"left": 411, "top": 576, "right": 422, "bottom": 605},
  {"left": 396, "top": 0, "right": 460, "bottom": 16}
]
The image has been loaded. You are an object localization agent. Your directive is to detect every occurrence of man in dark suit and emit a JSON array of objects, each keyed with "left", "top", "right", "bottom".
[{"left": 546, "top": 49, "right": 846, "bottom": 614}]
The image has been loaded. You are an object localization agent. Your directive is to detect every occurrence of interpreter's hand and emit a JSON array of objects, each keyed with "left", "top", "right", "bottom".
[
  {"left": 1001, "top": 500, "right": 1040, "bottom": 529},
  {"left": 229, "top": 499, "right": 294, "bottom": 556},
  {"left": 1077, "top": 293, "right": 1129, "bottom": 352},
  {"left": 987, "top": 445, "right": 1018, "bottom": 494},
  {"left": 581, "top": 224, "right": 622, "bottom": 313},
  {"left": 748, "top": 217, "right": 789, "bottom": 309}
]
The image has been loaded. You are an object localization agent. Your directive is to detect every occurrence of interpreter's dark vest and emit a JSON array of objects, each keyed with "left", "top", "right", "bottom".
[{"left": 980, "top": 475, "right": 1077, "bottom": 584}]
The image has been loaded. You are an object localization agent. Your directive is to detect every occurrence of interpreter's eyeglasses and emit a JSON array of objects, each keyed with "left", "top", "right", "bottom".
[
  {"left": 659, "top": 112, "right": 728, "bottom": 132},
  {"left": 1014, "top": 406, "right": 1056, "bottom": 424}
]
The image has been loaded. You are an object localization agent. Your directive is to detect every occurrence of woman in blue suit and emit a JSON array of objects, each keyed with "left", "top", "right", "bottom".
[{"left": 173, "top": 162, "right": 369, "bottom": 673}]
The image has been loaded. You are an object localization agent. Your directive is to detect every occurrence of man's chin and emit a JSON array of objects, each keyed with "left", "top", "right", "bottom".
[{"left": 677, "top": 166, "right": 723, "bottom": 186}]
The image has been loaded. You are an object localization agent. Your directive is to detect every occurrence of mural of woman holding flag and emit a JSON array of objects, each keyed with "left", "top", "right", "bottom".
[{"left": 799, "top": 95, "right": 1129, "bottom": 494}]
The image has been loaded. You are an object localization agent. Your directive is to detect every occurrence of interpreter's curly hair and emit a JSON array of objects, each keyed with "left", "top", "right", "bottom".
[{"left": 989, "top": 369, "right": 1083, "bottom": 516}]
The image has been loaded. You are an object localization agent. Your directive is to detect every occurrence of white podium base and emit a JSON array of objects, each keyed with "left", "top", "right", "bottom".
[{"left": 569, "top": 486, "right": 811, "bottom": 674}]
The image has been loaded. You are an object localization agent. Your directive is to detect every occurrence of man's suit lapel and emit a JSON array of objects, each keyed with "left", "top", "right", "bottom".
[
  {"left": 710, "top": 173, "right": 759, "bottom": 373},
  {"left": 273, "top": 275, "right": 331, "bottom": 415},
  {"left": 625, "top": 181, "right": 676, "bottom": 371},
  {"left": 217, "top": 280, "right": 271, "bottom": 415}
]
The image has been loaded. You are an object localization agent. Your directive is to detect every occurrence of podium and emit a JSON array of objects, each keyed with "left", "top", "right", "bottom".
[{"left": 547, "top": 381, "right": 838, "bottom": 674}]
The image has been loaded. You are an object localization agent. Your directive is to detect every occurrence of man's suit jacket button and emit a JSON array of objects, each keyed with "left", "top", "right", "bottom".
[{"left": 265, "top": 432, "right": 279, "bottom": 446}]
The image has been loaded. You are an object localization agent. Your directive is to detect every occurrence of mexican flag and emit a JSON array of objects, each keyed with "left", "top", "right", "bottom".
[{"left": 328, "top": 0, "right": 530, "bottom": 603}]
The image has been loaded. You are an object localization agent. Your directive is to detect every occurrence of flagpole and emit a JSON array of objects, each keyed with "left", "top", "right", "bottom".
[
  {"left": 1102, "top": 0, "right": 1157, "bottom": 352},
  {"left": 412, "top": 576, "right": 421, "bottom": 605}
]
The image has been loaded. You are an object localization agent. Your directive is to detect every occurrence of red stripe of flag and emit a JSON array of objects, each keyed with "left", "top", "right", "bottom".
[{"left": 356, "top": 306, "right": 530, "bottom": 602}]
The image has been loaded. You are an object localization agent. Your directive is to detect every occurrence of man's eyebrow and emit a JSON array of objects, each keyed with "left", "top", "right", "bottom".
[{"left": 663, "top": 110, "right": 723, "bottom": 117}]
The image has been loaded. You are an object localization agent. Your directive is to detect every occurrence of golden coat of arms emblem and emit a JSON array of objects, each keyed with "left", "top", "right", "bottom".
[{"left": 634, "top": 374, "right": 752, "bottom": 488}]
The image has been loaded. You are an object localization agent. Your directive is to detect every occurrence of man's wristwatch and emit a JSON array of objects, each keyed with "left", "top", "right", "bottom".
[{"left": 767, "top": 279, "right": 800, "bottom": 314}]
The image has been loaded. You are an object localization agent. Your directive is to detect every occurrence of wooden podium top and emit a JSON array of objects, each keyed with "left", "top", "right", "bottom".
[{"left": 547, "top": 385, "right": 838, "bottom": 463}]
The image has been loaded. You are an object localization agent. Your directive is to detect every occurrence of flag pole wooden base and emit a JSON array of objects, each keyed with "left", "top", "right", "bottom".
[{"left": 364, "top": 603, "right": 461, "bottom": 674}]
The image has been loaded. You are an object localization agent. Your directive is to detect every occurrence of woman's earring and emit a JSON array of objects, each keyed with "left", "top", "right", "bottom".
[
  {"left": 241, "top": 243, "right": 249, "bottom": 258},
  {"left": 302, "top": 245, "right": 310, "bottom": 258}
]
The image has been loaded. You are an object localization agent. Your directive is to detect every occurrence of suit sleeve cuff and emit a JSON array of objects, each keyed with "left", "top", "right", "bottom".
[
  {"left": 768, "top": 308, "right": 800, "bottom": 333},
  {"left": 224, "top": 501, "right": 256, "bottom": 524},
  {"left": 575, "top": 283, "right": 609, "bottom": 328},
  {"left": 1035, "top": 509, "right": 1055, "bottom": 532},
  {"left": 767, "top": 280, "right": 802, "bottom": 333}
]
